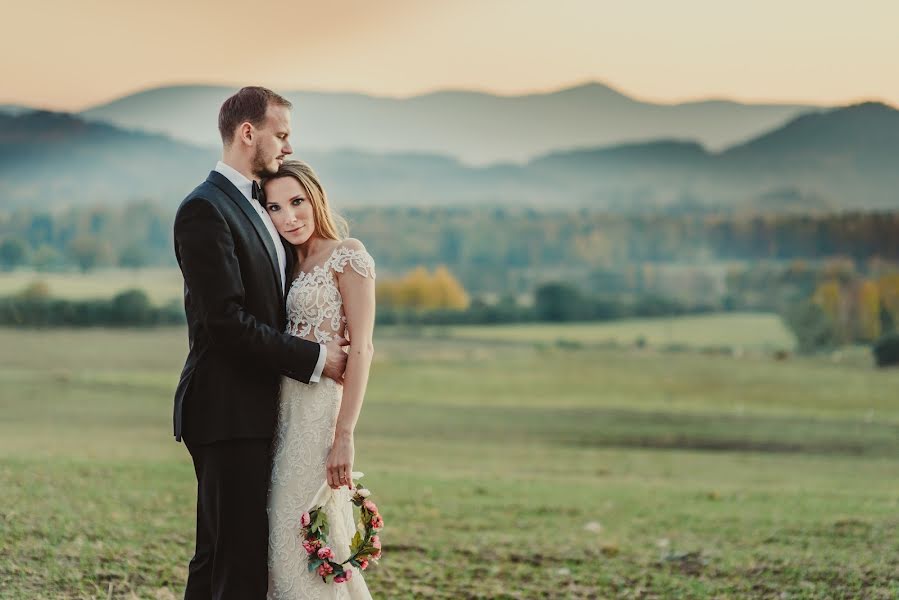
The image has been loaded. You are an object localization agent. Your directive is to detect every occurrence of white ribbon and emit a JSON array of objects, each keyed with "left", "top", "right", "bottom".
[{"left": 306, "top": 471, "right": 365, "bottom": 513}]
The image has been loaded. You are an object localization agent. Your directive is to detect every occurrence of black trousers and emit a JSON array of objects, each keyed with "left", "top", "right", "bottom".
[{"left": 183, "top": 437, "right": 273, "bottom": 600}]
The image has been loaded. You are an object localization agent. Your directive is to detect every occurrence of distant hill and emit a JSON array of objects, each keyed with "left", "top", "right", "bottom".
[
  {"left": 722, "top": 102, "right": 899, "bottom": 167},
  {"left": 715, "top": 102, "right": 899, "bottom": 207},
  {"left": 3, "top": 103, "right": 898, "bottom": 213},
  {"left": 518, "top": 102, "right": 899, "bottom": 208},
  {"left": 80, "top": 82, "right": 815, "bottom": 164},
  {"left": 0, "top": 111, "right": 216, "bottom": 206},
  {"left": 0, "top": 104, "right": 32, "bottom": 116},
  {"left": 531, "top": 140, "right": 712, "bottom": 171}
]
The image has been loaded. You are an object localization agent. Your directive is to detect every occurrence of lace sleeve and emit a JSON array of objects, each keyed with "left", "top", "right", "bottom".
[{"left": 329, "top": 244, "right": 376, "bottom": 279}]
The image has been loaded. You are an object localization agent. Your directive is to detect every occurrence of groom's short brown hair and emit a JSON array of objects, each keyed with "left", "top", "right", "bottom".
[{"left": 218, "top": 86, "right": 292, "bottom": 145}]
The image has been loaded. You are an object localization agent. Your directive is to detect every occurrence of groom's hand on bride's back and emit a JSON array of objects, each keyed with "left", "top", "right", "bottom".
[{"left": 321, "top": 336, "right": 350, "bottom": 383}]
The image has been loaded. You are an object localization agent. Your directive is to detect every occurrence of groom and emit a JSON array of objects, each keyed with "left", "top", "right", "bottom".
[{"left": 173, "top": 86, "right": 348, "bottom": 599}]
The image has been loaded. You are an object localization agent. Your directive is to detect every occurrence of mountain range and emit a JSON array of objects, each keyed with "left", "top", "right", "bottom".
[
  {"left": 77, "top": 82, "right": 817, "bottom": 164},
  {"left": 2, "top": 100, "right": 897, "bottom": 214},
  {"left": 0, "top": 104, "right": 33, "bottom": 116}
]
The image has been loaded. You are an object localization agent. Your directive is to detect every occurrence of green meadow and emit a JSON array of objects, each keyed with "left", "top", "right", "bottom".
[
  {"left": 392, "top": 312, "right": 797, "bottom": 352},
  {"left": 1, "top": 318, "right": 898, "bottom": 598},
  {"left": 0, "top": 269, "right": 184, "bottom": 305}
]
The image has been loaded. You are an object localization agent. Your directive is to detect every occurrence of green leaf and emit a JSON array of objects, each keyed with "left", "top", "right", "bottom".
[{"left": 350, "top": 531, "right": 362, "bottom": 552}]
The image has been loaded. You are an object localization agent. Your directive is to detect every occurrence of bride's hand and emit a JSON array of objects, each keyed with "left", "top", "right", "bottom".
[{"left": 326, "top": 432, "right": 355, "bottom": 489}]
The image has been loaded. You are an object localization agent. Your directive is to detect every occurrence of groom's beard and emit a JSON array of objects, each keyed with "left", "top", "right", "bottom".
[{"left": 251, "top": 147, "right": 278, "bottom": 179}]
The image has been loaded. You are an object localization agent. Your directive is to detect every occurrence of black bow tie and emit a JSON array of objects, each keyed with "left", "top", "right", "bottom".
[{"left": 251, "top": 180, "right": 265, "bottom": 204}]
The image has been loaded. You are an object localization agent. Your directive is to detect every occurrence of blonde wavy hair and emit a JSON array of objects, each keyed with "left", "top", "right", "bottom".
[{"left": 262, "top": 159, "right": 348, "bottom": 241}]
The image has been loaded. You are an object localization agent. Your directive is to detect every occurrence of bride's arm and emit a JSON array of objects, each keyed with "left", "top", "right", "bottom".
[{"left": 326, "top": 241, "right": 376, "bottom": 489}]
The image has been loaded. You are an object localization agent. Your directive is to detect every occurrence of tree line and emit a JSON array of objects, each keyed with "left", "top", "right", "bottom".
[
  {"left": 724, "top": 258, "right": 899, "bottom": 353},
  {"left": 3, "top": 203, "right": 899, "bottom": 294},
  {"left": 0, "top": 271, "right": 712, "bottom": 329},
  {"left": 3, "top": 202, "right": 899, "bottom": 357},
  {"left": 0, "top": 283, "right": 183, "bottom": 327},
  {"left": 4, "top": 254, "right": 898, "bottom": 364}
]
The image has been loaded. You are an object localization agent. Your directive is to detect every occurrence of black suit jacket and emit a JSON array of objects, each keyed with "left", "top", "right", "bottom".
[{"left": 172, "top": 170, "right": 320, "bottom": 444}]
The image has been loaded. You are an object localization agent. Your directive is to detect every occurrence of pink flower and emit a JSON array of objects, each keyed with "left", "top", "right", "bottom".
[
  {"left": 302, "top": 541, "right": 315, "bottom": 555},
  {"left": 317, "top": 563, "right": 334, "bottom": 577},
  {"left": 300, "top": 512, "right": 311, "bottom": 527},
  {"left": 317, "top": 546, "right": 334, "bottom": 560},
  {"left": 363, "top": 500, "right": 378, "bottom": 513},
  {"left": 334, "top": 569, "right": 353, "bottom": 583},
  {"left": 371, "top": 536, "right": 381, "bottom": 549},
  {"left": 370, "top": 547, "right": 382, "bottom": 558},
  {"left": 370, "top": 515, "right": 384, "bottom": 529},
  {"left": 358, "top": 559, "right": 369, "bottom": 570}
]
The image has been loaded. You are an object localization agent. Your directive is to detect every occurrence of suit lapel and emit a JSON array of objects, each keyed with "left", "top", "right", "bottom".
[{"left": 206, "top": 171, "right": 284, "bottom": 302}]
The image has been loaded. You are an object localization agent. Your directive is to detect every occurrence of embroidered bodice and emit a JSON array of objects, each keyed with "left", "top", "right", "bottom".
[{"left": 285, "top": 242, "right": 376, "bottom": 344}]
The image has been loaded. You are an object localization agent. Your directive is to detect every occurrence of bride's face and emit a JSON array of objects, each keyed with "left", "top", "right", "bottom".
[{"left": 264, "top": 176, "right": 316, "bottom": 245}]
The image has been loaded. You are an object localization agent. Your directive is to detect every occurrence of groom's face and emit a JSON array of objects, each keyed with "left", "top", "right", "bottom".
[{"left": 251, "top": 105, "right": 293, "bottom": 178}]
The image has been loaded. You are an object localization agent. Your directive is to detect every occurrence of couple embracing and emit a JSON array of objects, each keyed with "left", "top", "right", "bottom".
[{"left": 173, "top": 86, "right": 376, "bottom": 599}]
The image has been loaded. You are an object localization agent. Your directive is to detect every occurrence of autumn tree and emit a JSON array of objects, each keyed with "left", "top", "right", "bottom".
[
  {"left": 812, "top": 280, "right": 846, "bottom": 342},
  {"left": 878, "top": 273, "right": 899, "bottom": 332},
  {"left": 376, "top": 266, "right": 469, "bottom": 311},
  {"left": 856, "top": 280, "right": 882, "bottom": 341}
]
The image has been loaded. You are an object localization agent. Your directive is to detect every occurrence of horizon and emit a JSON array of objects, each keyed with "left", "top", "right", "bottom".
[
  {"left": 3, "top": 0, "right": 898, "bottom": 111},
  {"left": 5, "top": 78, "right": 892, "bottom": 114}
]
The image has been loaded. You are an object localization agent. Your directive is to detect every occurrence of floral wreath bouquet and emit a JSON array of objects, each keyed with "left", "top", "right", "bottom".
[{"left": 300, "top": 473, "right": 384, "bottom": 584}]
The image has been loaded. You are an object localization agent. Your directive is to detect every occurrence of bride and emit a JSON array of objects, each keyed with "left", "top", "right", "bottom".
[{"left": 262, "top": 160, "right": 376, "bottom": 599}]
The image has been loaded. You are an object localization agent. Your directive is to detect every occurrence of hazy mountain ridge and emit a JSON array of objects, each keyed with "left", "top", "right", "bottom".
[
  {"left": 2, "top": 103, "right": 897, "bottom": 213},
  {"left": 0, "top": 111, "right": 217, "bottom": 206},
  {"left": 722, "top": 102, "right": 899, "bottom": 165},
  {"left": 0, "top": 104, "right": 32, "bottom": 116},
  {"left": 78, "top": 82, "right": 816, "bottom": 164}
]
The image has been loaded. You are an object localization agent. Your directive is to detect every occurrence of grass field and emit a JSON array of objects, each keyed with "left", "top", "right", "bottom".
[
  {"left": 1, "top": 324, "right": 898, "bottom": 599},
  {"left": 0, "top": 269, "right": 184, "bottom": 305},
  {"left": 395, "top": 312, "right": 797, "bottom": 352}
]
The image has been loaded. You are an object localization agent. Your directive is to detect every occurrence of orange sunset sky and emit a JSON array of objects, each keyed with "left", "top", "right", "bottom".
[{"left": 3, "top": 0, "right": 897, "bottom": 111}]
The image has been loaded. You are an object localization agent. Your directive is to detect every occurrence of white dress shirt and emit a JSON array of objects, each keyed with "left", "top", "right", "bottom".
[{"left": 214, "top": 161, "right": 327, "bottom": 383}]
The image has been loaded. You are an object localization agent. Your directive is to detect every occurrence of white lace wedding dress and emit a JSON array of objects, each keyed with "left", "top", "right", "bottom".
[{"left": 268, "top": 241, "right": 375, "bottom": 600}]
